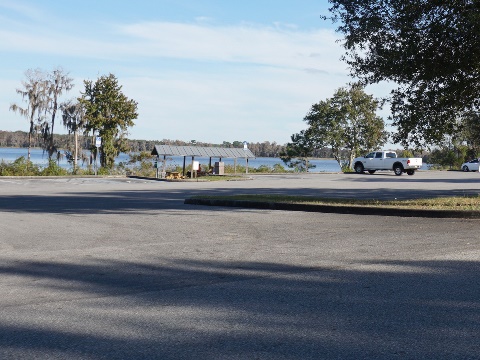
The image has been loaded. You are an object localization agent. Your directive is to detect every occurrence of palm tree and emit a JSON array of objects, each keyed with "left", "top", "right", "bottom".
[{"left": 61, "top": 100, "right": 86, "bottom": 172}]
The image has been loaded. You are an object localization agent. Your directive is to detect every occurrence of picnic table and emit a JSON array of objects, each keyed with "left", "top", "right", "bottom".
[{"left": 166, "top": 171, "right": 181, "bottom": 179}]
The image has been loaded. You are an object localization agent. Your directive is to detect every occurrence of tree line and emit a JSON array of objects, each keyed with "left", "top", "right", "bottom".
[{"left": 0, "top": 130, "right": 341, "bottom": 159}]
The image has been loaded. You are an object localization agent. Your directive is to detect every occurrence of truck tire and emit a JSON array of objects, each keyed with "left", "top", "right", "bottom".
[
  {"left": 354, "top": 163, "right": 364, "bottom": 174},
  {"left": 368, "top": 170, "right": 376, "bottom": 174},
  {"left": 462, "top": 165, "right": 469, "bottom": 172},
  {"left": 406, "top": 169, "right": 415, "bottom": 176},
  {"left": 393, "top": 164, "right": 404, "bottom": 176}
]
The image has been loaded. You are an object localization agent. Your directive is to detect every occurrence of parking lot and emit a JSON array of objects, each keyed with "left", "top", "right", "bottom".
[{"left": 0, "top": 172, "right": 479, "bottom": 359}]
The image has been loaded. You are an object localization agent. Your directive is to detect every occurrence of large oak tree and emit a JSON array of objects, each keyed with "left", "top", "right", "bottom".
[
  {"left": 79, "top": 74, "right": 138, "bottom": 169},
  {"left": 328, "top": 0, "right": 480, "bottom": 146},
  {"left": 304, "top": 84, "right": 387, "bottom": 169}
]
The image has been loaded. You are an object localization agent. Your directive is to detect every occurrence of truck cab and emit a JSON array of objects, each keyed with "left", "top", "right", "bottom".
[{"left": 363, "top": 151, "right": 397, "bottom": 169}]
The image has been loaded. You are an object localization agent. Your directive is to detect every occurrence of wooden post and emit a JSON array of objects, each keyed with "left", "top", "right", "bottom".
[
  {"left": 162, "top": 155, "right": 167, "bottom": 178},
  {"left": 191, "top": 156, "right": 195, "bottom": 178}
]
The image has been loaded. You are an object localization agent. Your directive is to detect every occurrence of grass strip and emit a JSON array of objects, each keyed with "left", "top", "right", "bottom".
[{"left": 192, "top": 194, "right": 480, "bottom": 212}]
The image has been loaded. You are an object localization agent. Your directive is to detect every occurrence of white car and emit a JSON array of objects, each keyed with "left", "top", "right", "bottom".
[{"left": 461, "top": 159, "right": 480, "bottom": 172}]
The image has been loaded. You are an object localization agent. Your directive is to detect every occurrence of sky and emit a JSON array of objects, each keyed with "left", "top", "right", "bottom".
[{"left": 0, "top": 0, "right": 390, "bottom": 145}]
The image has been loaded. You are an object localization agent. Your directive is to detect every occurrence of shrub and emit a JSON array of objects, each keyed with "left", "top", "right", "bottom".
[
  {"left": 41, "top": 159, "right": 69, "bottom": 176},
  {"left": 341, "top": 163, "right": 352, "bottom": 173},
  {"left": 0, "top": 157, "right": 41, "bottom": 176},
  {"left": 272, "top": 163, "right": 287, "bottom": 172}
]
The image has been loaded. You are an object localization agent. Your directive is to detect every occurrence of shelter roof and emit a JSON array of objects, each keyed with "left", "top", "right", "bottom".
[{"left": 151, "top": 145, "right": 256, "bottom": 158}]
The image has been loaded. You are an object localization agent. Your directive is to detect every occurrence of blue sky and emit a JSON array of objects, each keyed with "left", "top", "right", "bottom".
[{"left": 0, "top": 0, "right": 388, "bottom": 144}]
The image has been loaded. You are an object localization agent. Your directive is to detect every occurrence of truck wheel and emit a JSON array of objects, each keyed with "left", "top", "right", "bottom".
[
  {"left": 354, "top": 163, "right": 364, "bottom": 174},
  {"left": 462, "top": 165, "right": 469, "bottom": 172},
  {"left": 393, "top": 165, "right": 404, "bottom": 176},
  {"left": 368, "top": 170, "right": 376, "bottom": 174},
  {"left": 406, "top": 170, "right": 415, "bottom": 176}
]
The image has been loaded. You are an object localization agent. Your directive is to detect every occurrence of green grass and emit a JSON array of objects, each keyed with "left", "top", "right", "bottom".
[
  {"left": 193, "top": 194, "right": 480, "bottom": 211},
  {"left": 178, "top": 175, "right": 250, "bottom": 182}
]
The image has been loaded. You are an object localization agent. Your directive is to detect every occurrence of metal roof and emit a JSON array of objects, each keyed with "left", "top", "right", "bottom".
[{"left": 151, "top": 145, "right": 256, "bottom": 159}]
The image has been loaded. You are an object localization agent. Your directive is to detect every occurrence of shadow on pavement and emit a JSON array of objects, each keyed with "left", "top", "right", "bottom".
[
  {"left": 1, "top": 184, "right": 480, "bottom": 215},
  {"left": 0, "top": 258, "right": 478, "bottom": 359}
]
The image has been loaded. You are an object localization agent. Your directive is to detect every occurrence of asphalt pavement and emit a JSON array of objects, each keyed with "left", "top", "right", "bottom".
[{"left": 0, "top": 172, "right": 479, "bottom": 359}]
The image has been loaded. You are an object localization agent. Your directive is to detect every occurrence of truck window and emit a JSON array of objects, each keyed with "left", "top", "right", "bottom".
[
  {"left": 375, "top": 152, "right": 383, "bottom": 158},
  {"left": 365, "top": 152, "right": 375, "bottom": 158},
  {"left": 386, "top": 152, "right": 397, "bottom": 158}
]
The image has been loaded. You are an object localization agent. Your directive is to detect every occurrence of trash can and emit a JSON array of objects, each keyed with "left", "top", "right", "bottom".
[{"left": 214, "top": 161, "right": 224, "bottom": 175}]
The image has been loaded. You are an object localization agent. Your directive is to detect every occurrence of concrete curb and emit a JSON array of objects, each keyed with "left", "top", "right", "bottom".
[{"left": 184, "top": 198, "right": 480, "bottom": 219}]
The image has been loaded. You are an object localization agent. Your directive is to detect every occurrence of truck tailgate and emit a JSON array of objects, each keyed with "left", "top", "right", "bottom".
[{"left": 407, "top": 158, "right": 422, "bottom": 167}]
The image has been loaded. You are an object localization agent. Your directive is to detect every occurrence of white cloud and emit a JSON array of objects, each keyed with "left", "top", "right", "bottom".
[
  {"left": 0, "top": 15, "right": 346, "bottom": 72},
  {"left": 0, "top": 10, "right": 363, "bottom": 144},
  {"left": 117, "top": 21, "right": 345, "bottom": 72},
  {"left": 121, "top": 65, "right": 350, "bottom": 143},
  {"left": 0, "top": 0, "right": 46, "bottom": 22}
]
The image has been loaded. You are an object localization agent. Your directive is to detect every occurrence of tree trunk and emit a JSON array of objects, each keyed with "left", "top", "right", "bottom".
[
  {"left": 332, "top": 146, "right": 342, "bottom": 169},
  {"left": 349, "top": 151, "right": 355, "bottom": 170},
  {"left": 74, "top": 129, "right": 78, "bottom": 172},
  {"left": 28, "top": 127, "right": 32, "bottom": 161},
  {"left": 49, "top": 95, "right": 58, "bottom": 159},
  {"left": 28, "top": 116, "right": 34, "bottom": 161}
]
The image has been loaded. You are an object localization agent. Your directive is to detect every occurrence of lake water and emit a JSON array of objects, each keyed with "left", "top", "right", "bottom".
[{"left": 0, "top": 147, "right": 343, "bottom": 172}]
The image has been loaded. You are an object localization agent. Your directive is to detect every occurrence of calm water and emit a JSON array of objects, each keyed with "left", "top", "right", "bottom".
[
  {"left": 0, "top": 147, "right": 342, "bottom": 172},
  {"left": 0, "top": 147, "right": 129, "bottom": 168}
]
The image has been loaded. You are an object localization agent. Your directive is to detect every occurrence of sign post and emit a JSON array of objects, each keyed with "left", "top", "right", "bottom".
[
  {"left": 154, "top": 156, "right": 159, "bottom": 178},
  {"left": 95, "top": 136, "right": 101, "bottom": 176},
  {"left": 243, "top": 141, "right": 249, "bottom": 174}
]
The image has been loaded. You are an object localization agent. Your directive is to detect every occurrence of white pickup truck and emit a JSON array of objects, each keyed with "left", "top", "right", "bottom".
[{"left": 353, "top": 151, "right": 422, "bottom": 176}]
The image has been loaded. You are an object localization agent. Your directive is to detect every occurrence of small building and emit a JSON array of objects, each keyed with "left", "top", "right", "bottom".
[{"left": 151, "top": 144, "right": 256, "bottom": 177}]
